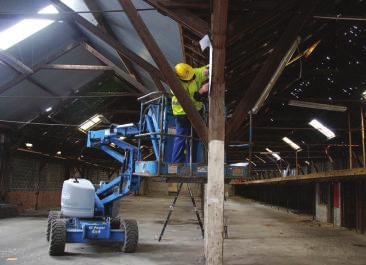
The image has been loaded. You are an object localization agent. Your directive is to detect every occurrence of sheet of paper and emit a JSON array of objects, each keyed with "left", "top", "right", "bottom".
[{"left": 199, "top": 35, "right": 213, "bottom": 94}]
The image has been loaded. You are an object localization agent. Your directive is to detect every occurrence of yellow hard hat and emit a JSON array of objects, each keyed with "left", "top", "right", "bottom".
[{"left": 175, "top": 63, "right": 194, "bottom": 81}]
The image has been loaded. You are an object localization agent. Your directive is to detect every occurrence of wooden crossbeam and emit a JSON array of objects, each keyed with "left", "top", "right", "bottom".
[
  {"left": 0, "top": 50, "right": 33, "bottom": 74},
  {"left": 241, "top": 167, "right": 366, "bottom": 185},
  {"left": 0, "top": 51, "right": 58, "bottom": 96},
  {"left": 51, "top": 0, "right": 165, "bottom": 82},
  {"left": 226, "top": 1, "right": 317, "bottom": 139},
  {"left": 41, "top": 64, "right": 113, "bottom": 71},
  {"left": 0, "top": 42, "right": 81, "bottom": 95},
  {"left": 82, "top": 42, "right": 149, "bottom": 93},
  {"left": 159, "top": 0, "right": 209, "bottom": 9},
  {"left": 143, "top": 0, "right": 209, "bottom": 37},
  {"left": 83, "top": 0, "right": 155, "bottom": 91},
  {"left": 120, "top": 0, "right": 208, "bottom": 143}
]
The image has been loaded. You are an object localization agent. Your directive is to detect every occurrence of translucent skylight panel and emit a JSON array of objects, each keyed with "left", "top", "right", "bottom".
[{"left": 0, "top": 5, "right": 58, "bottom": 50}]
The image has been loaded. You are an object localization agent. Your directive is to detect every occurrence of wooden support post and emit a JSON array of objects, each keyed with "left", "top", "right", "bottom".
[
  {"left": 120, "top": 0, "right": 208, "bottom": 143},
  {"left": 361, "top": 106, "right": 365, "bottom": 167},
  {"left": 204, "top": 1, "right": 228, "bottom": 264},
  {"left": 295, "top": 150, "right": 299, "bottom": 175},
  {"left": 348, "top": 111, "right": 353, "bottom": 169}
]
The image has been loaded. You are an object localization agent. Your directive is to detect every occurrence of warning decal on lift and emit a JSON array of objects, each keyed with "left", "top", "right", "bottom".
[
  {"left": 197, "top": 166, "right": 207, "bottom": 173},
  {"left": 168, "top": 164, "right": 178, "bottom": 174}
]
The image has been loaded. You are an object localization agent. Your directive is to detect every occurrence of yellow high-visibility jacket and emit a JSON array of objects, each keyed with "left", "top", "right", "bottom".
[{"left": 171, "top": 65, "right": 208, "bottom": 116}]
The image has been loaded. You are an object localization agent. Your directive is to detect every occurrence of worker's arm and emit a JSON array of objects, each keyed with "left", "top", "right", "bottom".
[
  {"left": 194, "top": 82, "right": 209, "bottom": 101},
  {"left": 193, "top": 65, "right": 209, "bottom": 101}
]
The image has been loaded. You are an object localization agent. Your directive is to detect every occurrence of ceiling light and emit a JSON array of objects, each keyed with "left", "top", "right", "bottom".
[
  {"left": 56, "top": 151, "right": 61, "bottom": 155},
  {"left": 79, "top": 114, "right": 108, "bottom": 133},
  {"left": 288, "top": 100, "right": 347, "bottom": 112},
  {"left": 45, "top": 107, "right": 52, "bottom": 112},
  {"left": 230, "top": 162, "right": 249, "bottom": 167},
  {"left": 251, "top": 37, "right": 300, "bottom": 114},
  {"left": 282, "top": 137, "right": 301, "bottom": 150},
  {"left": 309, "top": 119, "right": 335, "bottom": 139},
  {"left": 25, "top": 143, "right": 33, "bottom": 148},
  {"left": 265, "top": 148, "right": 281, "bottom": 161},
  {"left": 305, "top": 160, "right": 310, "bottom": 165},
  {"left": 362, "top": 90, "right": 366, "bottom": 100}
]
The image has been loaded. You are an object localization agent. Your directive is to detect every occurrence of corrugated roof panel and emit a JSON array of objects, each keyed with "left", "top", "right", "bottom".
[
  {"left": 0, "top": 0, "right": 50, "bottom": 31},
  {"left": 31, "top": 45, "right": 104, "bottom": 96},
  {"left": 130, "top": 0, "right": 152, "bottom": 9},
  {"left": 0, "top": 63, "right": 19, "bottom": 86},
  {"left": 88, "top": 0, "right": 183, "bottom": 91},
  {"left": 5, "top": 21, "right": 81, "bottom": 68},
  {"left": 133, "top": 63, "right": 158, "bottom": 91},
  {"left": 95, "top": 0, "right": 183, "bottom": 66},
  {"left": 0, "top": 80, "right": 58, "bottom": 121},
  {"left": 81, "top": 27, "right": 128, "bottom": 71}
]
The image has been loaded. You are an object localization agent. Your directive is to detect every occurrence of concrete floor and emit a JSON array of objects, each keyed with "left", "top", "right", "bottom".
[{"left": 1, "top": 196, "right": 366, "bottom": 265}]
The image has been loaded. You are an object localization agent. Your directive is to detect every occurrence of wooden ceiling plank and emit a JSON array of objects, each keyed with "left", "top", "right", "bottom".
[{"left": 227, "top": 1, "right": 318, "bottom": 139}]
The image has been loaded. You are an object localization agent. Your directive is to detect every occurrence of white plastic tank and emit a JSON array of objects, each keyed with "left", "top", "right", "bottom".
[{"left": 61, "top": 178, "right": 95, "bottom": 218}]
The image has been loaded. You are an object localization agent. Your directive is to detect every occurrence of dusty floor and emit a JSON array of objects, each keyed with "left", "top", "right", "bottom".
[{"left": 1, "top": 196, "right": 366, "bottom": 265}]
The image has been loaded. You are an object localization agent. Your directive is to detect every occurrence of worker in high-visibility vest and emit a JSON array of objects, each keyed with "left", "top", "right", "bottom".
[{"left": 171, "top": 63, "right": 209, "bottom": 163}]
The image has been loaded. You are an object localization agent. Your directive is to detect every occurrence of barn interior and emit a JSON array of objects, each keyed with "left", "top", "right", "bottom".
[{"left": 1, "top": 0, "right": 366, "bottom": 265}]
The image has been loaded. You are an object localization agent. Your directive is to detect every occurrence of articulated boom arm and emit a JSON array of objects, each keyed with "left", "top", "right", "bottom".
[{"left": 87, "top": 123, "right": 141, "bottom": 216}]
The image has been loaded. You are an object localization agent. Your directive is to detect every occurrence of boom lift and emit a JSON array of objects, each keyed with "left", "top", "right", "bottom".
[{"left": 46, "top": 92, "right": 248, "bottom": 256}]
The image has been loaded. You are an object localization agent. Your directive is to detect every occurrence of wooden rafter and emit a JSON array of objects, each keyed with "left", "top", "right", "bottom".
[
  {"left": 0, "top": 42, "right": 80, "bottom": 95},
  {"left": 227, "top": 2, "right": 295, "bottom": 46},
  {"left": 143, "top": 0, "right": 209, "bottom": 37},
  {"left": 81, "top": 42, "right": 149, "bottom": 93},
  {"left": 120, "top": 0, "right": 208, "bottom": 143},
  {"left": 227, "top": 1, "right": 318, "bottom": 139},
  {"left": 83, "top": 0, "right": 153, "bottom": 89},
  {"left": 51, "top": 0, "right": 165, "bottom": 82}
]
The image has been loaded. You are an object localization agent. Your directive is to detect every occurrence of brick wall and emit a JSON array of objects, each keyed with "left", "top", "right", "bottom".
[{"left": 4, "top": 155, "right": 114, "bottom": 210}]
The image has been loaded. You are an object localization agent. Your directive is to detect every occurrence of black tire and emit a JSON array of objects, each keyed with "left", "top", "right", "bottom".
[
  {"left": 49, "top": 219, "right": 66, "bottom": 256},
  {"left": 120, "top": 219, "right": 138, "bottom": 253},
  {"left": 46, "top": 211, "right": 60, "bottom": 242}
]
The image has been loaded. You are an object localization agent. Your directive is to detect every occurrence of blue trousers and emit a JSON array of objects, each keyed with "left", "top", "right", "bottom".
[{"left": 172, "top": 115, "right": 197, "bottom": 163}]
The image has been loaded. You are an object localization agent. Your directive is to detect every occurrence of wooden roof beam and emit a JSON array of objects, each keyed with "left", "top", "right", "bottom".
[
  {"left": 226, "top": 1, "right": 318, "bottom": 139},
  {"left": 81, "top": 42, "right": 149, "bottom": 93},
  {"left": 143, "top": 0, "right": 209, "bottom": 37},
  {"left": 120, "top": 0, "right": 208, "bottom": 143},
  {"left": 83, "top": 0, "right": 155, "bottom": 90},
  {"left": 51, "top": 0, "right": 165, "bottom": 83},
  {"left": 0, "top": 42, "right": 81, "bottom": 95}
]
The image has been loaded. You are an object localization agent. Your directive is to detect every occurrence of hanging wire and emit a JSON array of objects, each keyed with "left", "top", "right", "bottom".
[
  {"left": 0, "top": 119, "right": 79, "bottom": 127},
  {"left": 0, "top": 93, "right": 141, "bottom": 99},
  {"left": 0, "top": 9, "right": 155, "bottom": 16}
]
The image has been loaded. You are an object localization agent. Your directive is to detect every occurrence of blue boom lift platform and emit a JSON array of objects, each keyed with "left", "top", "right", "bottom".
[{"left": 46, "top": 92, "right": 248, "bottom": 255}]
